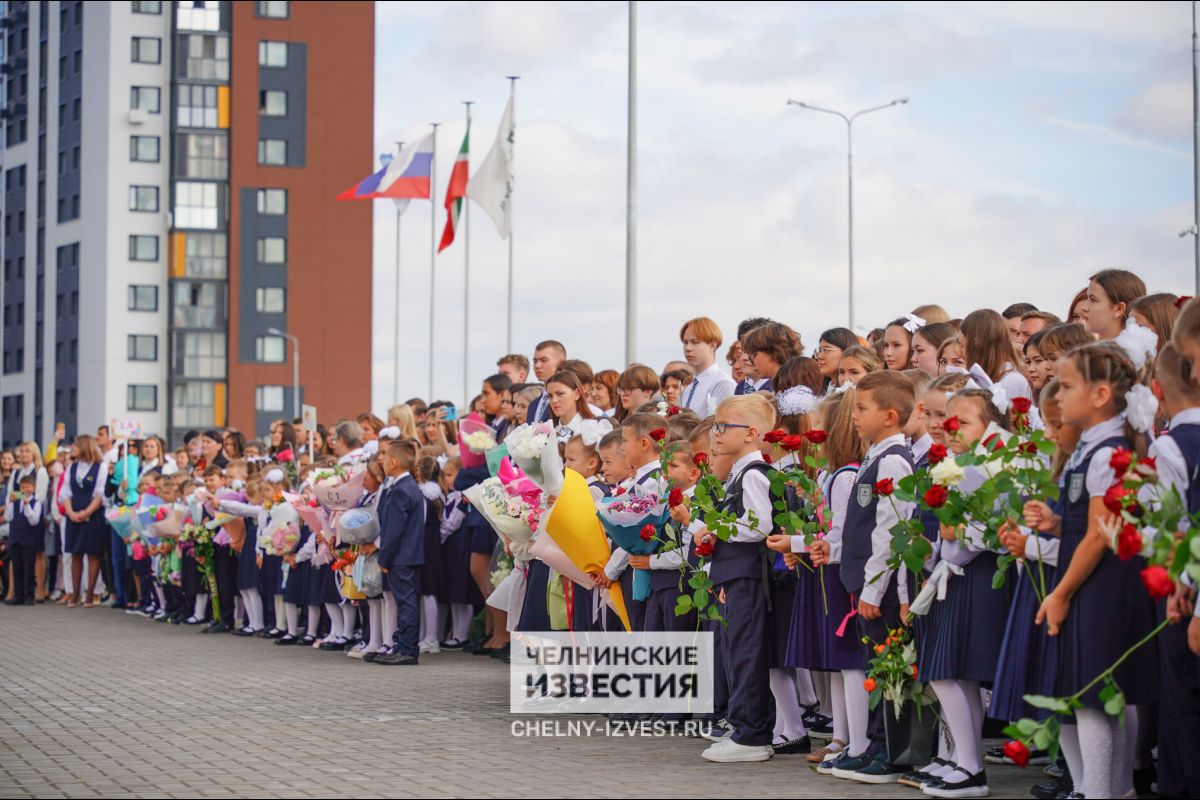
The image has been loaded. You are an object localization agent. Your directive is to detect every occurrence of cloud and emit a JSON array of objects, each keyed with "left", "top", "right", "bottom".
[
  {"left": 1115, "top": 79, "right": 1193, "bottom": 139},
  {"left": 1044, "top": 115, "right": 1191, "bottom": 160}
]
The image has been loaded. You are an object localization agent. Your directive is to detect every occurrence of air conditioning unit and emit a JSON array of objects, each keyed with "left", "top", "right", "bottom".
[{"left": 128, "top": 108, "right": 147, "bottom": 125}]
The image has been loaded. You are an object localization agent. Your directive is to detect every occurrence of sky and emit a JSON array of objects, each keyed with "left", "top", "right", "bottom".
[{"left": 366, "top": 0, "right": 1196, "bottom": 412}]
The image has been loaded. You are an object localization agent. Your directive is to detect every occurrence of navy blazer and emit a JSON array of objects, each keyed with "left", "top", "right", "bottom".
[
  {"left": 377, "top": 474, "right": 425, "bottom": 569},
  {"left": 526, "top": 392, "right": 551, "bottom": 424}
]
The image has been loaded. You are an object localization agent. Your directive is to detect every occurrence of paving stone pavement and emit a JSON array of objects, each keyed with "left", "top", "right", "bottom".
[{"left": 0, "top": 606, "right": 1043, "bottom": 798}]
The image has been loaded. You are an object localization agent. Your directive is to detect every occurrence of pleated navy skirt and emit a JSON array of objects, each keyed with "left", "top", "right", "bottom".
[
  {"left": 420, "top": 524, "right": 446, "bottom": 600},
  {"left": 990, "top": 565, "right": 1059, "bottom": 721},
  {"left": 919, "top": 552, "right": 1013, "bottom": 684},
  {"left": 283, "top": 560, "right": 310, "bottom": 605},
  {"left": 784, "top": 561, "right": 861, "bottom": 670},
  {"left": 308, "top": 562, "right": 340, "bottom": 605},
  {"left": 1053, "top": 535, "right": 1159, "bottom": 708},
  {"left": 259, "top": 554, "right": 283, "bottom": 597},
  {"left": 66, "top": 516, "right": 106, "bottom": 556},
  {"left": 517, "top": 560, "right": 551, "bottom": 632},
  {"left": 236, "top": 539, "right": 260, "bottom": 591},
  {"left": 468, "top": 523, "right": 497, "bottom": 555},
  {"left": 769, "top": 567, "right": 797, "bottom": 668},
  {"left": 441, "top": 530, "right": 474, "bottom": 605},
  {"left": 569, "top": 579, "right": 596, "bottom": 631}
]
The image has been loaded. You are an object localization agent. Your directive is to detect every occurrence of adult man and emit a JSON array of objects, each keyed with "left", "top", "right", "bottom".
[
  {"left": 1017, "top": 310, "right": 1061, "bottom": 347},
  {"left": 526, "top": 340, "right": 567, "bottom": 423},
  {"left": 679, "top": 317, "right": 736, "bottom": 415},
  {"left": 1002, "top": 303, "right": 1038, "bottom": 345},
  {"left": 496, "top": 354, "right": 530, "bottom": 384}
]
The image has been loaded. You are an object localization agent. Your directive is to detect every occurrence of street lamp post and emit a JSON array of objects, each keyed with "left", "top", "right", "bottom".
[
  {"left": 787, "top": 98, "right": 908, "bottom": 331},
  {"left": 267, "top": 327, "right": 300, "bottom": 420}
]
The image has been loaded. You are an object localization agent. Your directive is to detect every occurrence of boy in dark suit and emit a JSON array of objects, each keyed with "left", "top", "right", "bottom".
[{"left": 375, "top": 439, "right": 426, "bottom": 666}]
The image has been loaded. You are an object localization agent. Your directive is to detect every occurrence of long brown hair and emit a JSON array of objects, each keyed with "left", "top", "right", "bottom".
[
  {"left": 818, "top": 389, "right": 863, "bottom": 472},
  {"left": 1089, "top": 269, "right": 1146, "bottom": 326},
  {"left": 72, "top": 434, "right": 102, "bottom": 465},
  {"left": 961, "top": 309, "right": 1021, "bottom": 381},
  {"left": 1063, "top": 341, "right": 1147, "bottom": 457},
  {"left": 546, "top": 371, "right": 595, "bottom": 424},
  {"left": 1128, "top": 293, "right": 1179, "bottom": 351}
]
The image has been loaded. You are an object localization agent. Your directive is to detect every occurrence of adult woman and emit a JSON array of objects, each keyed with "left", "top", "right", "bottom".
[
  {"left": 139, "top": 435, "right": 173, "bottom": 477},
  {"left": 479, "top": 374, "right": 514, "bottom": 438},
  {"left": 7, "top": 442, "right": 50, "bottom": 602},
  {"left": 60, "top": 435, "right": 107, "bottom": 608},
  {"left": 0, "top": 449, "right": 15, "bottom": 492},
  {"left": 422, "top": 405, "right": 459, "bottom": 458},
  {"left": 615, "top": 364, "right": 660, "bottom": 422},
  {"left": 814, "top": 327, "right": 858, "bottom": 388},
  {"left": 357, "top": 413, "right": 386, "bottom": 442},
  {"left": 1081, "top": 268, "right": 1146, "bottom": 340},
  {"left": 590, "top": 369, "right": 619, "bottom": 417},
  {"left": 269, "top": 419, "right": 298, "bottom": 457},
  {"left": 223, "top": 430, "right": 246, "bottom": 461},
  {"left": 741, "top": 322, "right": 803, "bottom": 390},
  {"left": 546, "top": 371, "right": 596, "bottom": 433}
]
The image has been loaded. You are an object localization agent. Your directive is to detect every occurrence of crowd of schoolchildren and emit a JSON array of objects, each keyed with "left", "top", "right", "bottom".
[{"left": 2, "top": 267, "right": 1200, "bottom": 799}]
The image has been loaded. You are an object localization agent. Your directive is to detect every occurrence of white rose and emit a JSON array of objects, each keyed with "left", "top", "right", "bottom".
[{"left": 930, "top": 458, "right": 965, "bottom": 487}]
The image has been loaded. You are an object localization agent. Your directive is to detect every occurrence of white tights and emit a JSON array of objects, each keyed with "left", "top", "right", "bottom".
[
  {"left": 419, "top": 595, "right": 440, "bottom": 644},
  {"left": 366, "top": 598, "right": 386, "bottom": 652},
  {"left": 828, "top": 672, "right": 849, "bottom": 752},
  {"left": 284, "top": 602, "right": 301, "bottom": 637},
  {"left": 324, "top": 602, "right": 344, "bottom": 640},
  {"left": 382, "top": 592, "right": 398, "bottom": 648},
  {"left": 450, "top": 603, "right": 472, "bottom": 642},
  {"left": 239, "top": 588, "right": 264, "bottom": 631},
  {"left": 841, "top": 668, "right": 871, "bottom": 755},
  {"left": 931, "top": 679, "right": 983, "bottom": 779},
  {"left": 306, "top": 604, "right": 320, "bottom": 637},
  {"left": 1075, "top": 706, "right": 1137, "bottom": 798},
  {"left": 194, "top": 593, "right": 209, "bottom": 621},
  {"left": 341, "top": 604, "right": 357, "bottom": 640},
  {"left": 770, "top": 669, "right": 808, "bottom": 742}
]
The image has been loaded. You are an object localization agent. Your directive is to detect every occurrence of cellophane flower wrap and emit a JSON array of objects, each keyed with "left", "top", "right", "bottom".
[
  {"left": 458, "top": 414, "right": 497, "bottom": 469},
  {"left": 310, "top": 465, "right": 368, "bottom": 511},
  {"left": 504, "top": 422, "right": 564, "bottom": 495},
  {"left": 463, "top": 461, "right": 541, "bottom": 559},
  {"left": 597, "top": 485, "right": 668, "bottom": 601}
]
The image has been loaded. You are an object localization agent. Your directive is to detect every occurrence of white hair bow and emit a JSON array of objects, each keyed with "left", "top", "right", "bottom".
[
  {"left": 988, "top": 384, "right": 1011, "bottom": 414},
  {"left": 361, "top": 439, "right": 380, "bottom": 457},
  {"left": 378, "top": 426, "right": 401, "bottom": 440},
  {"left": 829, "top": 381, "right": 855, "bottom": 396},
  {"left": 777, "top": 385, "right": 818, "bottom": 417},
  {"left": 575, "top": 418, "right": 614, "bottom": 448},
  {"left": 902, "top": 313, "right": 927, "bottom": 334},
  {"left": 264, "top": 467, "right": 285, "bottom": 484},
  {"left": 967, "top": 363, "right": 993, "bottom": 388},
  {"left": 1124, "top": 384, "right": 1159, "bottom": 433},
  {"left": 1115, "top": 319, "right": 1158, "bottom": 370}
]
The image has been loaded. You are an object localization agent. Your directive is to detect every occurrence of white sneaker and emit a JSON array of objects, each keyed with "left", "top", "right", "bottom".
[
  {"left": 701, "top": 738, "right": 773, "bottom": 763},
  {"left": 418, "top": 640, "right": 441, "bottom": 654},
  {"left": 346, "top": 647, "right": 366, "bottom": 660}
]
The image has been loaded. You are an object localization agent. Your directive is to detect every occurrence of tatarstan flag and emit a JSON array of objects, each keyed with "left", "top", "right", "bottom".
[{"left": 437, "top": 126, "right": 470, "bottom": 252}]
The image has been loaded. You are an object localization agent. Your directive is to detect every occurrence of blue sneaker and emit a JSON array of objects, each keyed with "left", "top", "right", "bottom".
[{"left": 829, "top": 752, "right": 874, "bottom": 779}]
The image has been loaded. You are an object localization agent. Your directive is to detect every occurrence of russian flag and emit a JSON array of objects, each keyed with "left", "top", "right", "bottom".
[{"left": 337, "top": 132, "right": 434, "bottom": 201}]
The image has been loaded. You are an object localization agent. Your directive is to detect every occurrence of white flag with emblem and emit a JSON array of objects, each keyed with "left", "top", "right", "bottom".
[{"left": 466, "top": 93, "right": 514, "bottom": 239}]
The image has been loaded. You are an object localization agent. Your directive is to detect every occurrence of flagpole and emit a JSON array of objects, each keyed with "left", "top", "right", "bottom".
[
  {"left": 506, "top": 75, "right": 519, "bottom": 355},
  {"left": 625, "top": 1, "right": 637, "bottom": 365},
  {"left": 393, "top": 141, "right": 404, "bottom": 405},
  {"left": 463, "top": 101, "right": 473, "bottom": 405},
  {"left": 429, "top": 122, "right": 440, "bottom": 400}
]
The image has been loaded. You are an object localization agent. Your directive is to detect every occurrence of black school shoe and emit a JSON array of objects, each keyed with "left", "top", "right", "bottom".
[
  {"left": 376, "top": 651, "right": 418, "bottom": 666},
  {"left": 899, "top": 759, "right": 954, "bottom": 789},
  {"left": 847, "top": 754, "right": 908, "bottom": 784},
  {"left": 772, "top": 736, "right": 811, "bottom": 755},
  {"left": 922, "top": 769, "right": 989, "bottom": 798},
  {"left": 1029, "top": 772, "right": 1072, "bottom": 800},
  {"left": 275, "top": 634, "right": 299, "bottom": 645}
]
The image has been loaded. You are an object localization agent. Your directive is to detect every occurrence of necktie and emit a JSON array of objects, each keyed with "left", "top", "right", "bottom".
[{"left": 684, "top": 377, "right": 699, "bottom": 408}]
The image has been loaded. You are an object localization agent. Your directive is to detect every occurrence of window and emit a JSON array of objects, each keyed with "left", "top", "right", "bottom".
[
  {"left": 172, "top": 282, "right": 225, "bottom": 328},
  {"left": 127, "top": 334, "right": 157, "bottom": 361},
  {"left": 57, "top": 149, "right": 67, "bottom": 175},
  {"left": 259, "top": 89, "right": 286, "bottom": 117},
  {"left": 129, "top": 185, "right": 159, "bottom": 212},
  {"left": 132, "top": 1, "right": 163, "bottom": 13},
  {"left": 173, "top": 331, "right": 225, "bottom": 378},
  {"left": 255, "top": 335, "right": 286, "bottom": 363},
  {"left": 176, "top": 0, "right": 221, "bottom": 31},
  {"left": 73, "top": 50, "right": 81, "bottom": 74},
  {"left": 255, "top": 385, "right": 285, "bottom": 413},
  {"left": 127, "top": 384, "right": 157, "bottom": 411},
  {"left": 176, "top": 83, "right": 218, "bottom": 128},
  {"left": 130, "top": 135, "right": 160, "bottom": 162},
  {"left": 178, "top": 132, "right": 227, "bottom": 179},
  {"left": 131, "top": 86, "right": 161, "bottom": 113},
  {"left": 56, "top": 243, "right": 79, "bottom": 273},
  {"left": 174, "top": 181, "right": 219, "bottom": 229},
  {"left": 255, "top": 287, "right": 285, "bottom": 314},
  {"left": 256, "top": 1, "right": 289, "bottom": 18},
  {"left": 72, "top": 97, "right": 80, "bottom": 122},
  {"left": 131, "top": 37, "right": 161, "bottom": 64},
  {"left": 257, "top": 139, "right": 286, "bottom": 166},
  {"left": 184, "top": 34, "right": 229, "bottom": 80},
  {"left": 172, "top": 382, "right": 216, "bottom": 427},
  {"left": 129, "top": 235, "right": 159, "bottom": 262},
  {"left": 182, "top": 232, "right": 226, "bottom": 278},
  {"left": 258, "top": 40, "right": 288, "bottom": 68},
  {"left": 256, "top": 188, "right": 286, "bottom": 215},
  {"left": 256, "top": 237, "right": 286, "bottom": 264},
  {"left": 128, "top": 284, "right": 158, "bottom": 311},
  {"left": 71, "top": 145, "right": 80, "bottom": 170}
]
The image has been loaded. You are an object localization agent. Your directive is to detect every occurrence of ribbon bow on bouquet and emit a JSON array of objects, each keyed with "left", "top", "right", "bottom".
[{"left": 496, "top": 457, "right": 543, "bottom": 509}]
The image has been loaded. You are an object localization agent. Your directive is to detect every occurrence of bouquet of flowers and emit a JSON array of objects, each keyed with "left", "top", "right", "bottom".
[
  {"left": 864, "top": 626, "right": 930, "bottom": 719},
  {"left": 463, "top": 473, "right": 539, "bottom": 555},
  {"left": 459, "top": 414, "right": 498, "bottom": 468},
  {"left": 180, "top": 519, "right": 221, "bottom": 620},
  {"left": 504, "top": 422, "right": 564, "bottom": 494},
  {"left": 310, "top": 466, "right": 368, "bottom": 511},
  {"left": 597, "top": 486, "right": 668, "bottom": 601},
  {"left": 105, "top": 505, "right": 137, "bottom": 541}
]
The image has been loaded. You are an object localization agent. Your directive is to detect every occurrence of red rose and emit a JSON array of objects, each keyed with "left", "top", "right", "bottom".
[
  {"left": 1018, "top": 441, "right": 1038, "bottom": 456},
  {"left": 614, "top": 487, "right": 628, "bottom": 496},
  {"left": 763, "top": 429, "right": 787, "bottom": 445},
  {"left": 942, "top": 416, "right": 961, "bottom": 435},
  {"left": 928, "top": 443, "right": 948, "bottom": 464},
  {"left": 667, "top": 405, "right": 682, "bottom": 417},
  {"left": 1140, "top": 565, "right": 1174, "bottom": 600},
  {"left": 308, "top": 499, "right": 320, "bottom": 508},
  {"left": 923, "top": 485, "right": 949, "bottom": 509},
  {"left": 276, "top": 448, "right": 294, "bottom": 463},
  {"left": 639, "top": 524, "right": 656, "bottom": 542},
  {"left": 982, "top": 433, "right": 1004, "bottom": 452},
  {"left": 804, "top": 429, "right": 828, "bottom": 444},
  {"left": 668, "top": 487, "right": 685, "bottom": 508},
  {"left": 1003, "top": 740, "right": 1030, "bottom": 768},
  {"left": 1011, "top": 397, "right": 1032, "bottom": 415},
  {"left": 874, "top": 478, "right": 894, "bottom": 497},
  {"left": 649, "top": 428, "right": 667, "bottom": 442},
  {"left": 762, "top": 451, "right": 774, "bottom": 465},
  {"left": 1116, "top": 523, "right": 1143, "bottom": 560},
  {"left": 1109, "top": 448, "right": 1133, "bottom": 476},
  {"left": 693, "top": 452, "right": 709, "bottom": 467},
  {"left": 1103, "top": 484, "right": 1131, "bottom": 515},
  {"left": 780, "top": 435, "right": 805, "bottom": 452},
  {"left": 693, "top": 540, "right": 714, "bottom": 559},
  {"left": 1136, "top": 457, "right": 1158, "bottom": 477}
]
